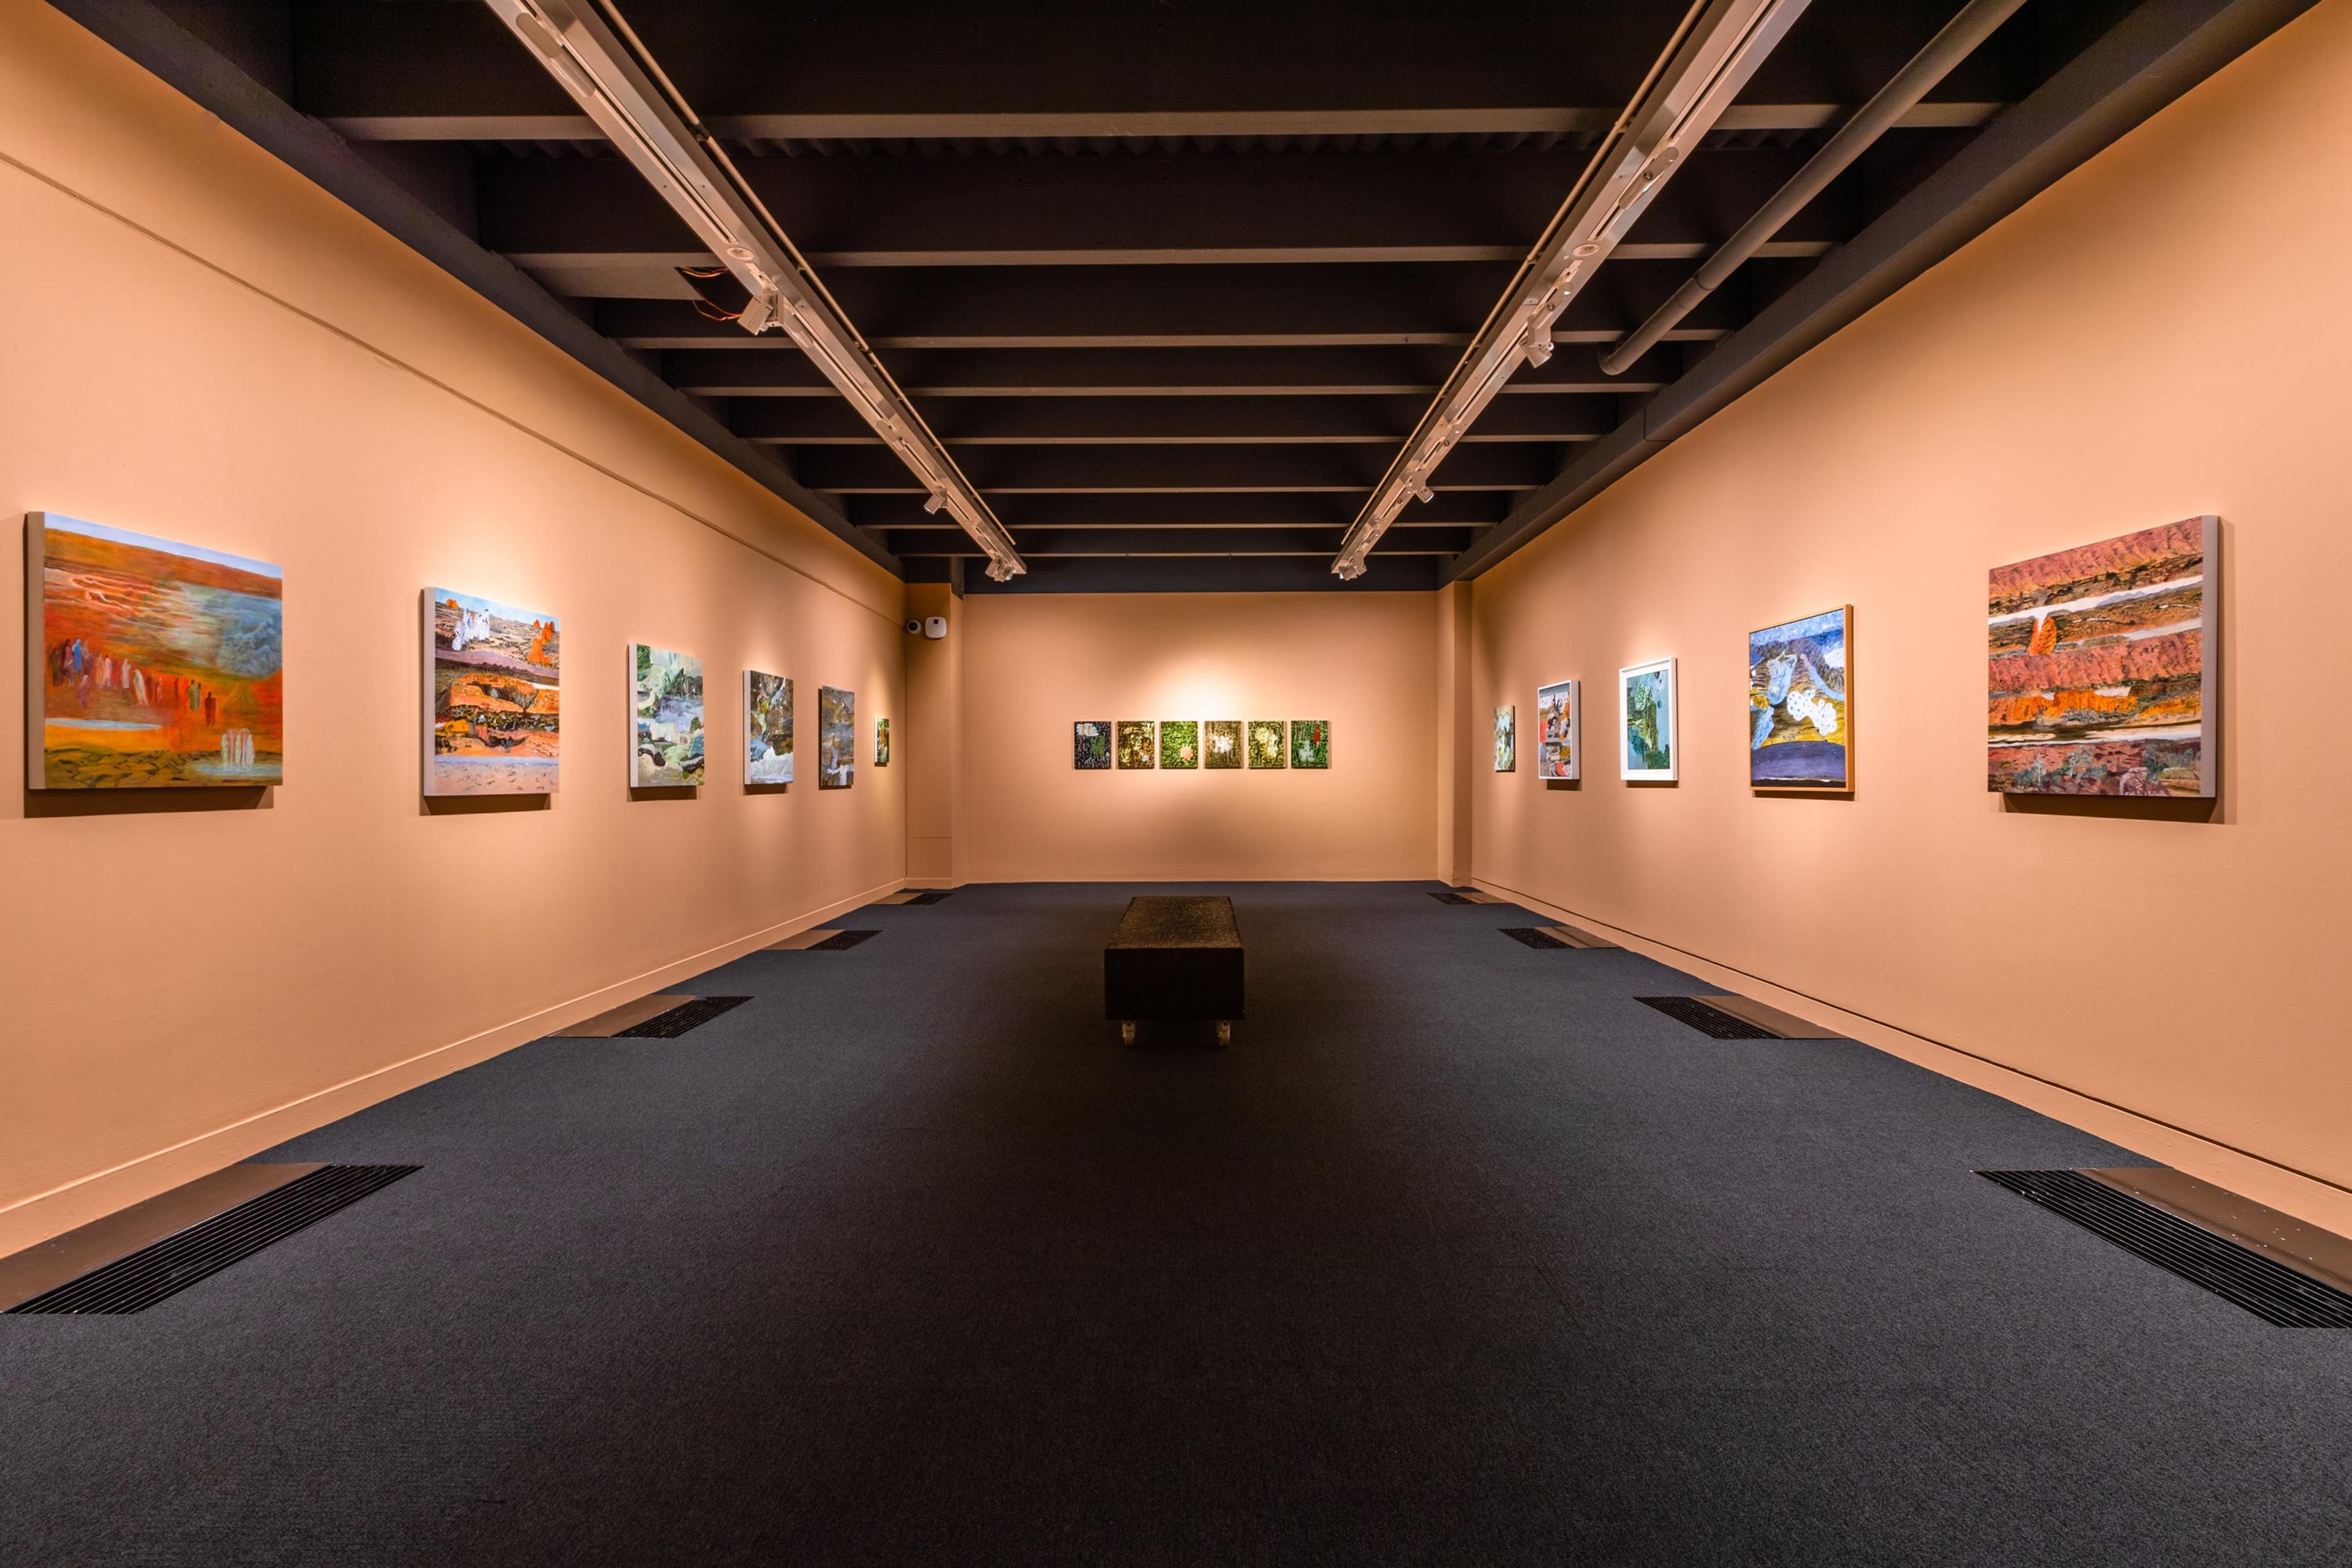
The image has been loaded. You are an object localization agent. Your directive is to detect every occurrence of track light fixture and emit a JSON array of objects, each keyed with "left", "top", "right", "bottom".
[
  {"left": 1331, "top": 0, "right": 1812, "bottom": 581},
  {"left": 481, "top": 0, "right": 1025, "bottom": 582}
]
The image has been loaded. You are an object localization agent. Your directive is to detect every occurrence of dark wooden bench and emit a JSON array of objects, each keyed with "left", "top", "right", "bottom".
[{"left": 1104, "top": 895, "right": 1244, "bottom": 1043}]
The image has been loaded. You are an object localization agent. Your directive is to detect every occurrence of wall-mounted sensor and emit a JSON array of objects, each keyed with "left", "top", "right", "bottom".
[
  {"left": 924, "top": 616, "right": 948, "bottom": 639},
  {"left": 904, "top": 618, "right": 922, "bottom": 635}
]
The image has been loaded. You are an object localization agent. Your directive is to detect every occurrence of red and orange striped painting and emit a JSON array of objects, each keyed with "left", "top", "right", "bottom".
[
  {"left": 26, "top": 513, "right": 284, "bottom": 789},
  {"left": 1988, "top": 517, "right": 2215, "bottom": 797}
]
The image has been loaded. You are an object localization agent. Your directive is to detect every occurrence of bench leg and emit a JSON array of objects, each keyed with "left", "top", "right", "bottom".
[
  {"left": 1120, "top": 1020, "right": 1136, "bottom": 1044},
  {"left": 1216, "top": 1020, "right": 1231, "bottom": 1044}
]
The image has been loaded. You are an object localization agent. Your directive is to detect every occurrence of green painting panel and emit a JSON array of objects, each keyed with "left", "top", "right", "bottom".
[
  {"left": 1246, "top": 720, "right": 1287, "bottom": 769},
  {"left": 1203, "top": 720, "right": 1243, "bottom": 769},
  {"left": 1116, "top": 719, "right": 1156, "bottom": 769},
  {"left": 874, "top": 715, "right": 891, "bottom": 767},
  {"left": 1160, "top": 719, "right": 1200, "bottom": 769},
  {"left": 1074, "top": 720, "right": 1111, "bottom": 769},
  {"left": 1289, "top": 718, "right": 1330, "bottom": 769}
]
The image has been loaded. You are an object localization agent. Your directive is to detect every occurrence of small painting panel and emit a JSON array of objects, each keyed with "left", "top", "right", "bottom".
[
  {"left": 1117, "top": 720, "right": 1156, "bottom": 769},
  {"left": 1246, "top": 720, "right": 1287, "bottom": 769},
  {"left": 818, "top": 685, "right": 854, "bottom": 788},
  {"left": 1203, "top": 719, "right": 1243, "bottom": 769},
  {"left": 1536, "top": 680, "right": 1578, "bottom": 781},
  {"left": 1989, "top": 517, "right": 2217, "bottom": 796},
  {"left": 1290, "top": 718, "right": 1329, "bottom": 769},
  {"left": 1074, "top": 720, "right": 1112, "bottom": 769},
  {"left": 631, "top": 644, "right": 704, "bottom": 786},
  {"left": 28, "top": 513, "right": 284, "bottom": 789},
  {"left": 874, "top": 716, "right": 891, "bottom": 767},
  {"left": 424, "top": 588, "right": 559, "bottom": 795},
  {"left": 1750, "top": 609, "right": 1850, "bottom": 790},
  {"left": 1493, "top": 705, "right": 1516, "bottom": 771},
  {"left": 1619, "top": 657, "right": 1677, "bottom": 781},
  {"left": 1160, "top": 719, "right": 1199, "bottom": 769},
  {"left": 744, "top": 670, "right": 794, "bottom": 785}
]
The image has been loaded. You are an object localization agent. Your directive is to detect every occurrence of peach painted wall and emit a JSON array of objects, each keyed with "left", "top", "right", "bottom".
[
  {"left": 1468, "top": 2, "right": 2352, "bottom": 1231},
  {"left": 963, "top": 592, "right": 1438, "bottom": 881},
  {"left": 0, "top": 7, "right": 907, "bottom": 1252}
]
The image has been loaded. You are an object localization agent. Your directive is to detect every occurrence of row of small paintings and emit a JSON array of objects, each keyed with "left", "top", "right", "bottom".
[
  {"left": 1492, "top": 516, "right": 2215, "bottom": 799},
  {"left": 17, "top": 512, "right": 891, "bottom": 793},
  {"left": 1074, "top": 719, "right": 1329, "bottom": 770}
]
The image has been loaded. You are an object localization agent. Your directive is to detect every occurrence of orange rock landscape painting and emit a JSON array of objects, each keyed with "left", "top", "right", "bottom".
[
  {"left": 1988, "top": 516, "right": 2216, "bottom": 796},
  {"left": 424, "top": 587, "right": 559, "bottom": 794},
  {"left": 26, "top": 512, "right": 284, "bottom": 789}
]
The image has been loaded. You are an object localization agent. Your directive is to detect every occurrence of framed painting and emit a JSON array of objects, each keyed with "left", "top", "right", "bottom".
[
  {"left": 1116, "top": 719, "right": 1156, "bottom": 769},
  {"left": 28, "top": 512, "right": 284, "bottom": 788},
  {"left": 424, "top": 589, "right": 559, "bottom": 796},
  {"left": 1290, "top": 719, "right": 1329, "bottom": 769},
  {"left": 1619, "top": 657, "right": 1677, "bottom": 781},
  {"left": 817, "top": 686, "right": 854, "bottom": 788},
  {"left": 1493, "top": 705, "right": 1516, "bottom": 771},
  {"left": 1074, "top": 720, "right": 1112, "bottom": 769},
  {"left": 1989, "top": 518, "right": 2217, "bottom": 796},
  {"left": 1246, "top": 720, "right": 1287, "bottom": 769},
  {"left": 630, "top": 644, "right": 704, "bottom": 786},
  {"left": 1203, "top": 719, "right": 1243, "bottom": 769},
  {"left": 1160, "top": 719, "right": 1199, "bottom": 769},
  {"left": 874, "top": 716, "right": 891, "bottom": 767},
  {"left": 1535, "top": 680, "right": 1578, "bottom": 781},
  {"left": 744, "top": 670, "right": 794, "bottom": 785},
  {"left": 1749, "top": 608, "right": 1849, "bottom": 791}
]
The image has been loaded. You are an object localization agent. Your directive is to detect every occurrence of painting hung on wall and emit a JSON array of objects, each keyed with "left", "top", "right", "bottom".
[
  {"left": 27, "top": 512, "right": 284, "bottom": 789},
  {"left": 1160, "top": 720, "right": 1199, "bottom": 769},
  {"left": 1989, "top": 517, "right": 2217, "bottom": 797},
  {"left": 1619, "top": 657, "right": 1677, "bottom": 781},
  {"left": 424, "top": 589, "right": 559, "bottom": 796},
  {"left": 1493, "top": 705, "right": 1517, "bottom": 771},
  {"left": 630, "top": 643, "right": 704, "bottom": 786},
  {"left": 1204, "top": 720, "right": 1243, "bottom": 769},
  {"left": 745, "top": 670, "right": 793, "bottom": 785},
  {"left": 874, "top": 717, "right": 891, "bottom": 767},
  {"left": 1246, "top": 720, "right": 1286, "bottom": 769},
  {"left": 1291, "top": 719, "right": 1329, "bottom": 769},
  {"left": 1116, "top": 719, "right": 1156, "bottom": 769},
  {"left": 818, "top": 685, "right": 854, "bottom": 788},
  {"left": 1536, "top": 680, "right": 1578, "bottom": 781},
  {"left": 1749, "top": 608, "right": 1850, "bottom": 791},
  {"left": 1074, "top": 720, "right": 1111, "bottom": 769}
]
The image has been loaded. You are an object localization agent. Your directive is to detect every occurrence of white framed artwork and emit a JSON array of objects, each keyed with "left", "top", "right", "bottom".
[
  {"left": 1535, "top": 679, "right": 1578, "bottom": 780},
  {"left": 1618, "top": 657, "right": 1677, "bottom": 782}
]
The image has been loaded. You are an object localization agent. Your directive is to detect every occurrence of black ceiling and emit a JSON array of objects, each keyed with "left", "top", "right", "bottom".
[{"left": 106, "top": 0, "right": 2299, "bottom": 591}]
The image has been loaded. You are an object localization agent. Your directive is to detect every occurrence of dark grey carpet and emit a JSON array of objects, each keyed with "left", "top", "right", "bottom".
[{"left": 4, "top": 883, "right": 2348, "bottom": 1565}]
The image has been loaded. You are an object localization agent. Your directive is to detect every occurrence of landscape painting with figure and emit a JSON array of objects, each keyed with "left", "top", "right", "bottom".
[
  {"left": 1619, "top": 658, "right": 1676, "bottom": 781},
  {"left": 1117, "top": 720, "right": 1156, "bottom": 769},
  {"left": 28, "top": 513, "right": 284, "bottom": 789},
  {"left": 744, "top": 670, "right": 793, "bottom": 785},
  {"left": 1989, "top": 518, "right": 2216, "bottom": 796},
  {"left": 1074, "top": 720, "right": 1111, "bottom": 769},
  {"left": 874, "top": 717, "right": 891, "bottom": 767},
  {"left": 1749, "top": 609, "right": 1849, "bottom": 790},
  {"left": 425, "top": 589, "right": 559, "bottom": 795},
  {"left": 1536, "top": 680, "right": 1577, "bottom": 780},
  {"left": 1246, "top": 720, "right": 1286, "bottom": 769},
  {"left": 631, "top": 644, "right": 703, "bottom": 786},
  {"left": 1291, "top": 719, "right": 1329, "bottom": 769},
  {"left": 1204, "top": 720, "right": 1243, "bottom": 769},
  {"left": 818, "top": 685, "right": 854, "bottom": 788},
  {"left": 1493, "top": 705, "right": 1516, "bottom": 771},
  {"left": 1160, "top": 720, "right": 1199, "bottom": 769}
]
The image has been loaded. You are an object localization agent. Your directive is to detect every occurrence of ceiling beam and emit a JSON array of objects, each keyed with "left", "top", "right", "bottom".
[
  {"left": 731, "top": 393, "right": 1621, "bottom": 446},
  {"left": 796, "top": 443, "right": 1556, "bottom": 494},
  {"left": 883, "top": 527, "right": 1484, "bottom": 558},
  {"left": 843, "top": 491, "right": 1509, "bottom": 532}
]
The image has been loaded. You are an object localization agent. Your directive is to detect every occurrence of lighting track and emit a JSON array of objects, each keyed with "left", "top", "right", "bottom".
[
  {"left": 1330, "top": 0, "right": 1813, "bottom": 580},
  {"left": 480, "top": 0, "right": 1025, "bottom": 580}
]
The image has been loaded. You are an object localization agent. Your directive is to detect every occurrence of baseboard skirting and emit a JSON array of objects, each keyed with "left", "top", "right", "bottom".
[
  {"left": 1471, "top": 873, "right": 2352, "bottom": 1241},
  {"left": 0, "top": 875, "right": 910, "bottom": 1256}
]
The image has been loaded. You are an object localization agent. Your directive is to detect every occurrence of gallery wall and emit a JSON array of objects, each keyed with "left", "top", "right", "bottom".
[
  {"left": 962, "top": 592, "right": 1439, "bottom": 881},
  {"left": 1466, "top": 1, "right": 2352, "bottom": 1231},
  {"left": 0, "top": 6, "right": 908, "bottom": 1253}
]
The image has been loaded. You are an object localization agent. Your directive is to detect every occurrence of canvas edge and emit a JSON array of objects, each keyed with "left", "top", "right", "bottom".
[
  {"left": 2197, "top": 513, "right": 2220, "bottom": 800},
  {"left": 1748, "top": 603, "right": 1854, "bottom": 794},
  {"left": 24, "top": 513, "right": 43, "bottom": 791},
  {"left": 1618, "top": 656, "right": 1678, "bottom": 782}
]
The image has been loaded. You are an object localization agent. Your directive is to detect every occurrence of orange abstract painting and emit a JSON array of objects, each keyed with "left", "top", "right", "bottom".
[{"left": 26, "top": 513, "right": 284, "bottom": 789}]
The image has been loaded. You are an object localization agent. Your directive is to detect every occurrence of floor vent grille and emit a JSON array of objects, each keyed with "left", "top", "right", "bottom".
[
  {"left": 905, "top": 891, "right": 951, "bottom": 905},
  {"left": 1430, "top": 891, "right": 1477, "bottom": 906},
  {"left": 1502, "top": 927, "right": 1569, "bottom": 949},
  {"left": 618, "top": 995, "right": 752, "bottom": 1038},
  {"left": 1979, "top": 1169, "right": 2352, "bottom": 1326},
  {"left": 810, "top": 929, "right": 878, "bottom": 952},
  {"left": 1637, "top": 996, "right": 1777, "bottom": 1039},
  {"left": 6, "top": 1165, "right": 419, "bottom": 1315}
]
